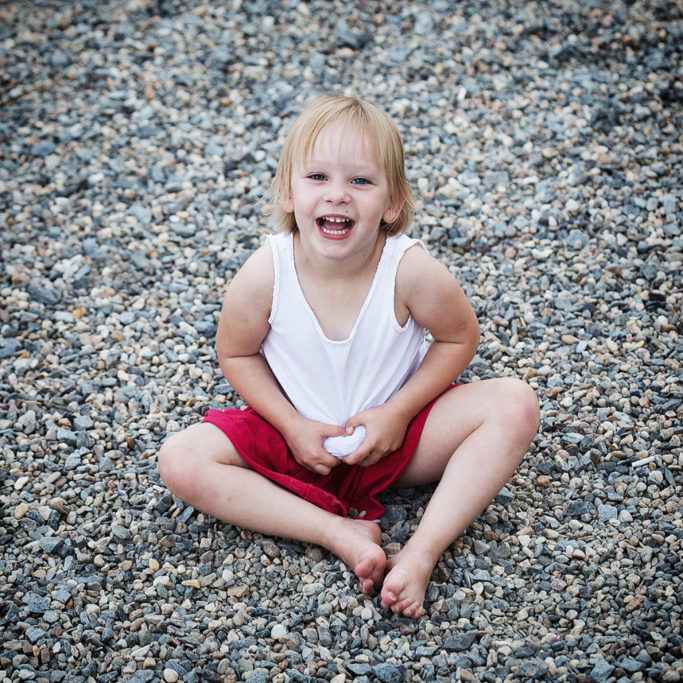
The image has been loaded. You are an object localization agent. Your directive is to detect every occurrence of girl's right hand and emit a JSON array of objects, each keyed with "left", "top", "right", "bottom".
[{"left": 283, "top": 418, "right": 351, "bottom": 476}]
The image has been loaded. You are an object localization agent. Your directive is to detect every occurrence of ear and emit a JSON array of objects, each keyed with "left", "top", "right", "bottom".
[
  {"left": 383, "top": 196, "right": 405, "bottom": 224},
  {"left": 281, "top": 195, "right": 294, "bottom": 213}
]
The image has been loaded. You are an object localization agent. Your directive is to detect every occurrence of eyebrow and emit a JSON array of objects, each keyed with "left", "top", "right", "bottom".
[{"left": 303, "top": 158, "right": 381, "bottom": 171}]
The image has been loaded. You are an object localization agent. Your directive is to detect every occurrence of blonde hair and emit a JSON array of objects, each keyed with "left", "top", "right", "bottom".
[{"left": 263, "top": 95, "right": 416, "bottom": 235}]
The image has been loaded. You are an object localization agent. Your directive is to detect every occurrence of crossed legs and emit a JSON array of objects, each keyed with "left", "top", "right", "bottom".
[
  {"left": 157, "top": 377, "right": 539, "bottom": 617},
  {"left": 380, "top": 377, "right": 540, "bottom": 616},
  {"left": 157, "top": 421, "right": 388, "bottom": 595}
]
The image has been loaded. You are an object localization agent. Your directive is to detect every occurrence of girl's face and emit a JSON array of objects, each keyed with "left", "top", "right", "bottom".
[{"left": 282, "top": 120, "right": 402, "bottom": 263}]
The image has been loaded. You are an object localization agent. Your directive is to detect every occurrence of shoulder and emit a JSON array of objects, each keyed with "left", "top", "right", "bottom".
[
  {"left": 231, "top": 240, "right": 274, "bottom": 291},
  {"left": 395, "top": 239, "right": 441, "bottom": 292},
  {"left": 387, "top": 234, "right": 425, "bottom": 256},
  {"left": 216, "top": 241, "right": 275, "bottom": 353},
  {"left": 395, "top": 243, "right": 477, "bottom": 332},
  {"left": 223, "top": 241, "right": 275, "bottom": 315}
]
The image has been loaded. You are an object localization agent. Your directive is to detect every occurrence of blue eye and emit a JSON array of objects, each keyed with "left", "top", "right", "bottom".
[
  {"left": 352, "top": 177, "right": 370, "bottom": 185},
  {"left": 308, "top": 173, "right": 326, "bottom": 181}
]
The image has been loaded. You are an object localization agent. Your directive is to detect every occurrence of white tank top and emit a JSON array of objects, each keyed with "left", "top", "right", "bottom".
[{"left": 261, "top": 232, "right": 427, "bottom": 457}]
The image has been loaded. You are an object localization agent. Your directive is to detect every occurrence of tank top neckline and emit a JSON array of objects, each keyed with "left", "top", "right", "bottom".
[{"left": 286, "top": 232, "right": 391, "bottom": 345}]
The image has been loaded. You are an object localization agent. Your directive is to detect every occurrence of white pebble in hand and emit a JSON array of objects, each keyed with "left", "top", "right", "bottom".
[{"left": 323, "top": 425, "right": 367, "bottom": 459}]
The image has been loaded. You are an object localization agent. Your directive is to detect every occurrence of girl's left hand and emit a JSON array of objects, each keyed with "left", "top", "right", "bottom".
[{"left": 342, "top": 405, "right": 410, "bottom": 467}]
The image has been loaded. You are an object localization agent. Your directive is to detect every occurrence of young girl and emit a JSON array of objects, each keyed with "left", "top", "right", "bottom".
[{"left": 158, "top": 95, "right": 539, "bottom": 618}]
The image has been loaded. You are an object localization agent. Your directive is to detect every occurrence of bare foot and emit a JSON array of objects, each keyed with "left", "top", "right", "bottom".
[
  {"left": 380, "top": 548, "right": 435, "bottom": 618},
  {"left": 324, "top": 518, "right": 386, "bottom": 595}
]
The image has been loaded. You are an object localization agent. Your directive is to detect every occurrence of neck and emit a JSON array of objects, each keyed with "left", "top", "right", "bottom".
[{"left": 293, "top": 231, "right": 387, "bottom": 281}]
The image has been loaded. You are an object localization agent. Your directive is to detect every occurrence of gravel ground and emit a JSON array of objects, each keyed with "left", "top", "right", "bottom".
[{"left": 1, "top": 1, "right": 681, "bottom": 681}]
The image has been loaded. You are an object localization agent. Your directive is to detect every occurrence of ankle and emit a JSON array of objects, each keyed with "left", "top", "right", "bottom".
[
  {"left": 319, "top": 514, "right": 348, "bottom": 556},
  {"left": 401, "top": 535, "right": 444, "bottom": 568}
]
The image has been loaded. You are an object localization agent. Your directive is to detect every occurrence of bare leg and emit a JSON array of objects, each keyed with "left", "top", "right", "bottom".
[
  {"left": 381, "top": 377, "right": 539, "bottom": 617},
  {"left": 158, "top": 422, "right": 386, "bottom": 594}
]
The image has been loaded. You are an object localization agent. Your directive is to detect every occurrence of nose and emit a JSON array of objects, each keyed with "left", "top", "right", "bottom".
[{"left": 323, "top": 181, "right": 350, "bottom": 204}]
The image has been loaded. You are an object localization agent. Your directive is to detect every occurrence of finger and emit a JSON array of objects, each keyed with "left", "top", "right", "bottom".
[
  {"left": 360, "top": 453, "right": 385, "bottom": 468},
  {"left": 343, "top": 443, "right": 373, "bottom": 467},
  {"left": 309, "top": 451, "right": 339, "bottom": 475},
  {"left": 318, "top": 450, "right": 341, "bottom": 470},
  {"left": 357, "top": 450, "right": 381, "bottom": 467},
  {"left": 323, "top": 423, "right": 354, "bottom": 438},
  {"left": 324, "top": 455, "right": 340, "bottom": 470},
  {"left": 344, "top": 414, "right": 361, "bottom": 429}
]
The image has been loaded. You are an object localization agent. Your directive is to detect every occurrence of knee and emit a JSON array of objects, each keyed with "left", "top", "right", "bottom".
[
  {"left": 157, "top": 432, "right": 197, "bottom": 502},
  {"left": 495, "top": 377, "right": 540, "bottom": 442}
]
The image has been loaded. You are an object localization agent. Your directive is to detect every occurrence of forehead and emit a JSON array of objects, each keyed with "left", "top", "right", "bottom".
[{"left": 297, "top": 118, "right": 382, "bottom": 169}]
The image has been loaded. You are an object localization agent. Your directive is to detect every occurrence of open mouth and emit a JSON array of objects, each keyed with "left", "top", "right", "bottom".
[{"left": 317, "top": 216, "right": 354, "bottom": 236}]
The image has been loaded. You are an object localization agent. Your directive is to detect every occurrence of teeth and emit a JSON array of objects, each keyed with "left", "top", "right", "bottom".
[
  {"left": 318, "top": 216, "right": 352, "bottom": 235},
  {"left": 320, "top": 224, "right": 350, "bottom": 234}
]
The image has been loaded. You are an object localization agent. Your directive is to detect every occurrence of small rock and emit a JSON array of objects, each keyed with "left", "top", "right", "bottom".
[
  {"left": 590, "top": 658, "right": 615, "bottom": 682},
  {"left": 444, "top": 632, "right": 477, "bottom": 651},
  {"left": 373, "top": 662, "right": 405, "bottom": 683},
  {"left": 474, "top": 540, "right": 490, "bottom": 555},
  {"left": 270, "top": 624, "right": 287, "bottom": 640},
  {"left": 14, "top": 476, "right": 30, "bottom": 491},
  {"left": 598, "top": 504, "right": 618, "bottom": 523},
  {"left": 163, "top": 669, "right": 179, "bottom": 683},
  {"left": 14, "top": 503, "right": 30, "bottom": 519},
  {"left": 0, "top": 338, "right": 20, "bottom": 358},
  {"left": 27, "top": 281, "right": 60, "bottom": 305}
]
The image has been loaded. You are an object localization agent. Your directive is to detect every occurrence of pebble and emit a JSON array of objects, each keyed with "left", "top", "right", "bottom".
[
  {"left": 14, "top": 503, "right": 30, "bottom": 519},
  {"left": 270, "top": 623, "right": 288, "bottom": 640},
  {"left": 1, "top": 1, "right": 680, "bottom": 682}
]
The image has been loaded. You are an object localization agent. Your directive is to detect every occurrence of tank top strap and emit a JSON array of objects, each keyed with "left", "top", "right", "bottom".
[
  {"left": 371, "top": 234, "right": 426, "bottom": 314},
  {"left": 266, "top": 232, "right": 294, "bottom": 326}
]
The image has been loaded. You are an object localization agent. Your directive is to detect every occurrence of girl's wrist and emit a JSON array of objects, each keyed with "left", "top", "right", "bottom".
[
  {"left": 277, "top": 410, "right": 307, "bottom": 443},
  {"left": 383, "top": 395, "right": 417, "bottom": 428}
]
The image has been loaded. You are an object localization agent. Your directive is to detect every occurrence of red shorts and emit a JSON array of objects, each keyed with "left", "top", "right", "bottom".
[{"left": 202, "top": 385, "right": 457, "bottom": 520}]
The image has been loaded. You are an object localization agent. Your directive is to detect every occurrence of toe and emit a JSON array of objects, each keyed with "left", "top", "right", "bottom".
[
  {"left": 355, "top": 550, "right": 385, "bottom": 595},
  {"left": 381, "top": 570, "right": 407, "bottom": 602},
  {"left": 355, "top": 556, "right": 373, "bottom": 579},
  {"left": 393, "top": 598, "right": 419, "bottom": 617},
  {"left": 360, "top": 577, "right": 376, "bottom": 595},
  {"left": 380, "top": 593, "right": 395, "bottom": 610}
]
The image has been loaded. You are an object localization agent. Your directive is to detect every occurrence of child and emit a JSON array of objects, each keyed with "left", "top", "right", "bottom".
[{"left": 158, "top": 95, "right": 539, "bottom": 618}]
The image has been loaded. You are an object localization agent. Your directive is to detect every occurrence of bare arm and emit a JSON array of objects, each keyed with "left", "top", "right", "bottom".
[
  {"left": 215, "top": 243, "right": 347, "bottom": 474},
  {"left": 387, "top": 244, "right": 480, "bottom": 419},
  {"left": 344, "top": 245, "right": 480, "bottom": 466},
  {"left": 216, "top": 245, "right": 287, "bottom": 421}
]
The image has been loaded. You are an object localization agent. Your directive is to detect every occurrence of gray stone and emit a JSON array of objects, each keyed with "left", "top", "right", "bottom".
[
  {"left": 0, "top": 338, "right": 20, "bottom": 358},
  {"left": 483, "top": 171, "right": 510, "bottom": 186},
  {"left": 39, "top": 537, "right": 63, "bottom": 553},
  {"left": 27, "top": 281, "right": 61, "bottom": 305},
  {"left": 25, "top": 626, "right": 47, "bottom": 643},
  {"left": 444, "top": 631, "right": 477, "bottom": 651},
  {"left": 111, "top": 524, "right": 131, "bottom": 540},
  {"left": 598, "top": 504, "right": 618, "bottom": 523},
  {"left": 590, "top": 659, "right": 615, "bottom": 682},
  {"left": 73, "top": 415, "right": 94, "bottom": 431},
  {"left": 373, "top": 662, "right": 405, "bottom": 683},
  {"left": 23, "top": 592, "right": 50, "bottom": 614}
]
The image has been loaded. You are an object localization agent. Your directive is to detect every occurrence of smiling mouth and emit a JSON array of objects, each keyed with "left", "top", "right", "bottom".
[{"left": 317, "top": 216, "right": 354, "bottom": 235}]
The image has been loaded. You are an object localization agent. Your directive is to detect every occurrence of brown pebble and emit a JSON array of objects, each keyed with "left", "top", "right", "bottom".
[{"left": 14, "top": 503, "right": 30, "bottom": 519}]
